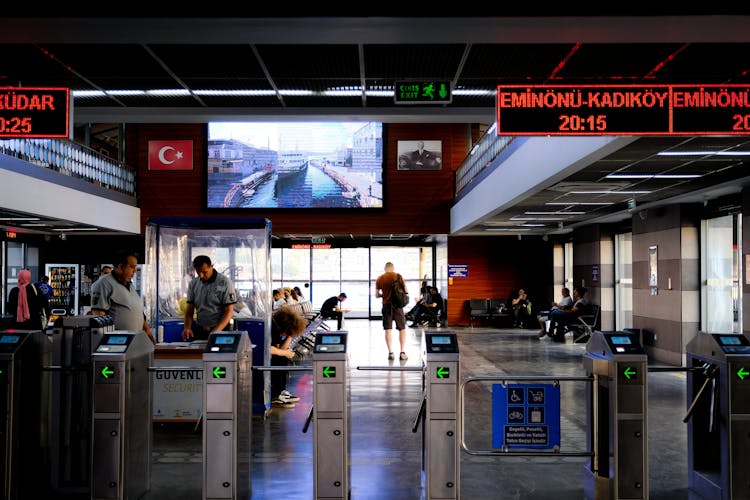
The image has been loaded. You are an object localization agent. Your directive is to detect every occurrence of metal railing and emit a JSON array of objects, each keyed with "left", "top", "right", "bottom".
[
  {"left": 0, "top": 137, "right": 136, "bottom": 196},
  {"left": 455, "top": 124, "right": 515, "bottom": 197}
]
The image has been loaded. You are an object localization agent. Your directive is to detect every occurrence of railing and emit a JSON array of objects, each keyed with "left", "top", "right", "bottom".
[
  {"left": 0, "top": 138, "right": 136, "bottom": 196},
  {"left": 455, "top": 124, "right": 515, "bottom": 197}
]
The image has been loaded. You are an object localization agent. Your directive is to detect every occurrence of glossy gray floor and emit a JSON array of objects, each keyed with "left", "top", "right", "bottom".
[{"left": 144, "top": 320, "right": 691, "bottom": 500}]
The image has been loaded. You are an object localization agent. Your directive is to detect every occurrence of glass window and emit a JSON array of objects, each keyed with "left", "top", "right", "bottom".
[{"left": 615, "top": 232, "right": 633, "bottom": 330}]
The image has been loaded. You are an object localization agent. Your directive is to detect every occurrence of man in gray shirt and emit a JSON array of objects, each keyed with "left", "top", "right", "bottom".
[
  {"left": 182, "top": 255, "right": 238, "bottom": 341},
  {"left": 91, "top": 250, "right": 155, "bottom": 344}
]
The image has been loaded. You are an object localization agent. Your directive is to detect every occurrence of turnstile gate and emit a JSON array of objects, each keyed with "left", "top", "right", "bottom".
[
  {"left": 421, "top": 332, "right": 460, "bottom": 500},
  {"left": 685, "top": 332, "right": 750, "bottom": 500},
  {"left": 313, "top": 332, "right": 350, "bottom": 500},
  {"left": 202, "top": 331, "right": 252, "bottom": 500},
  {"left": 48, "top": 315, "right": 116, "bottom": 496},
  {"left": 0, "top": 329, "right": 45, "bottom": 499},
  {"left": 91, "top": 331, "right": 154, "bottom": 500},
  {"left": 583, "top": 330, "right": 648, "bottom": 500}
]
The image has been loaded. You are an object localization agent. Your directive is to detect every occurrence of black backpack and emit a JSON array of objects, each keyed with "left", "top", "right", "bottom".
[{"left": 391, "top": 274, "right": 409, "bottom": 308}]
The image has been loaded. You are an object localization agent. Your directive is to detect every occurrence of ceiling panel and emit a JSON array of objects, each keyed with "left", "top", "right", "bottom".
[{"left": 1, "top": 15, "right": 750, "bottom": 238}]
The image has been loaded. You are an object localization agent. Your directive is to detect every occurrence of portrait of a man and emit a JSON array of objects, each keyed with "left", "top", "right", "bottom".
[{"left": 397, "top": 140, "right": 442, "bottom": 170}]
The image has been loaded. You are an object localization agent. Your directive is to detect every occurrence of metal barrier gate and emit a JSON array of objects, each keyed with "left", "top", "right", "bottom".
[
  {"left": 91, "top": 331, "right": 154, "bottom": 500},
  {"left": 685, "top": 332, "right": 750, "bottom": 500},
  {"left": 202, "top": 331, "right": 252, "bottom": 500},
  {"left": 460, "top": 330, "right": 648, "bottom": 500}
]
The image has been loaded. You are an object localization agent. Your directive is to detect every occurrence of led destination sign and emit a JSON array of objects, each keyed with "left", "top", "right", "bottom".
[
  {"left": 0, "top": 87, "right": 70, "bottom": 138},
  {"left": 496, "top": 84, "right": 750, "bottom": 136}
]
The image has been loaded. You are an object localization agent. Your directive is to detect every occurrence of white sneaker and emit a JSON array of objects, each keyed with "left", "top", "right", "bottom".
[{"left": 279, "top": 389, "right": 300, "bottom": 402}]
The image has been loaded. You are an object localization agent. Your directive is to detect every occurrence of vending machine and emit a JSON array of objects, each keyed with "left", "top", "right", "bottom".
[{"left": 45, "top": 264, "right": 79, "bottom": 316}]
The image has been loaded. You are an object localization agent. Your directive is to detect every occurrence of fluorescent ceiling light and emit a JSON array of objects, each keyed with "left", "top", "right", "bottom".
[
  {"left": 106, "top": 90, "right": 146, "bottom": 96},
  {"left": 658, "top": 151, "right": 750, "bottom": 156},
  {"left": 20, "top": 223, "right": 48, "bottom": 227},
  {"left": 511, "top": 217, "right": 566, "bottom": 221},
  {"left": 51, "top": 228, "right": 98, "bottom": 232},
  {"left": 145, "top": 89, "right": 190, "bottom": 96},
  {"left": 606, "top": 174, "right": 701, "bottom": 179},
  {"left": 195, "top": 90, "right": 277, "bottom": 96},
  {"left": 545, "top": 202, "right": 614, "bottom": 206},
  {"left": 486, "top": 227, "right": 532, "bottom": 231},
  {"left": 0, "top": 217, "right": 40, "bottom": 221},
  {"left": 525, "top": 211, "right": 585, "bottom": 215},
  {"left": 520, "top": 223, "right": 546, "bottom": 227},
  {"left": 568, "top": 190, "right": 651, "bottom": 195}
]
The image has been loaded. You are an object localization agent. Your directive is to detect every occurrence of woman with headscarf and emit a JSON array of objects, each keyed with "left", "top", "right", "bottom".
[{"left": 7, "top": 269, "right": 49, "bottom": 330}]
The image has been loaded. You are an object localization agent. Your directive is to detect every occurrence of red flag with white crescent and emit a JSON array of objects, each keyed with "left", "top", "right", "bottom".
[{"left": 148, "top": 140, "right": 193, "bottom": 170}]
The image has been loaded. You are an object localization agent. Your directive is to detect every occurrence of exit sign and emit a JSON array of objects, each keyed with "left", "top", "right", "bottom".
[{"left": 394, "top": 81, "right": 452, "bottom": 104}]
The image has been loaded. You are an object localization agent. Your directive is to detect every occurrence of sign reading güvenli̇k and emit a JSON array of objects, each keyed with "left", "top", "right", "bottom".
[{"left": 148, "top": 140, "right": 194, "bottom": 170}]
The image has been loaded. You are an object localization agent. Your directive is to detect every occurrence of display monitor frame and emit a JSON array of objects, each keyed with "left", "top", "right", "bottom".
[{"left": 205, "top": 121, "right": 385, "bottom": 211}]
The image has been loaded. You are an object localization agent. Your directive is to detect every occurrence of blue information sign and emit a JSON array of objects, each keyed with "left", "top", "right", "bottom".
[
  {"left": 492, "top": 383, "right": 561, "bottom": 450},
  {"left": 448, "top": 264, "right": 468, "bottom": 278}
]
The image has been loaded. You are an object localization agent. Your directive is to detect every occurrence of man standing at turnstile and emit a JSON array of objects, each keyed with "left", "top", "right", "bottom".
[{"left": 90, "top": 249, "right": 156, "bottom": 344}]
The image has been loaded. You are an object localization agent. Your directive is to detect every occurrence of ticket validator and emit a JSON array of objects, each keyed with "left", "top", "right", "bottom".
[
  {"left": 421, "top": 332, "right": 460, "bottom": 500},
  {"left": 313, "top": 332, "right": 350, "bottom": 500},
  {"left": 202, "top": 331, "right": 252, "bottom": 500},
  {"left": 91, "top": 331, "right": 154, "bottom": 500},
  {"left": 582, "top": 331, "right": 647, "bottom": 500},
  {"left": 685, "top": 332, "right": 750, "bottom": 500}
]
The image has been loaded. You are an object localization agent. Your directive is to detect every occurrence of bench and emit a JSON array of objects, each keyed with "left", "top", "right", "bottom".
[
  {"left": 468, "top": 298, "right": 511, "bottom": 327},
  {"left": 565, "top": 304, "right": 600, "bottom": 343}
]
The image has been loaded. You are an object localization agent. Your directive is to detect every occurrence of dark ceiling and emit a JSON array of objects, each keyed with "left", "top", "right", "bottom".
[{"left": 1, "top": 15, "right": 750, "bottom": 237}]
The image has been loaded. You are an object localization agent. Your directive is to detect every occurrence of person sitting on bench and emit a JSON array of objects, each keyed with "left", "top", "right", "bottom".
[
  {"left": 546, "top": 286, "right": 589, "bottom": 343},
  {"left": 320, "top": 292, "right": 350, "bottom": 330}
]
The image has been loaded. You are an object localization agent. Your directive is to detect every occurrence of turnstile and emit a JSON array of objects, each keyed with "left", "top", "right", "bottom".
[
  {"left": 0, "top": 329, "right": 45, "bottom": 499},
  {"left": 48, "top": 315, "right": 116, "bottom": 496},
  {"left": 421, "top": 332, "right": 460, "bottom": 500},
  {"left": 583, "top": 331, "right": 648, "bottom": 500},
  {"left": 685, "top": 332, "right": 750, "bottom": 500},
  {"left": 202, "top": 331, "right": 252, "bottom": 500},
  {"left": 313, "top": 332, "right": 350, "bottom": 500},
  {"left": 91, "top": 331, "right": 154, "bottom": 500}
]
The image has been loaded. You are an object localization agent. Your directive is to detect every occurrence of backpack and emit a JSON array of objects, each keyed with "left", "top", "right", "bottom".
[{"left": 391, "top": 274, "right": 409, "bottom": 308}]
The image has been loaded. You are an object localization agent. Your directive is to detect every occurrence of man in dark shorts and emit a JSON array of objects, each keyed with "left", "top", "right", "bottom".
[{"left": 375, "top": 262, "right": 409, "bottom": 361}]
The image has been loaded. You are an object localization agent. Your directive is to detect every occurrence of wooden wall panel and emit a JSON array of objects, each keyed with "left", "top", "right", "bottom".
[
  {"left": 129, "top": 123, "right": 470, "bottom": 235},
  {"left": 446, "top": 236, "right": 552, "bottom": 325}
]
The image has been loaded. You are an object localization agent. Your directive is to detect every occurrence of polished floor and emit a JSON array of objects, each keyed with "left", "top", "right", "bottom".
[{"left": 144, "top": 319, "right": 692, "bottom": 500}]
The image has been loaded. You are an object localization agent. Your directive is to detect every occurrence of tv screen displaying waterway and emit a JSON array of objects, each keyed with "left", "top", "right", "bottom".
[{"left": 206, "top": 121, "right": 384, "bottom": 209}]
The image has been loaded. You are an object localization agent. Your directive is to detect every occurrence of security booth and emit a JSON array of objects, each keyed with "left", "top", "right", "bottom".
[
  {"left": 0, "top": 329, "right": 45, "bottom": 499},
  {"left": 582, "top": 331, "right": 647, "bottom": 500},
  {"left": 202, "top": 331, "right": 253, "bottom": 500},
  {"left": 685, "top": 332, "right": 750, "bottom": 500},
  {"left": 47, "top": 314, "right": 116, "bottom": 497},
  {"left": 90, "top": 331, "right": 154, "bottom": 500},
  {"left": 420, "top": 332, "right": 460, "bottom": 500},
  {"left": 313, "top": 332, "right": 350, "bottom": 500}
]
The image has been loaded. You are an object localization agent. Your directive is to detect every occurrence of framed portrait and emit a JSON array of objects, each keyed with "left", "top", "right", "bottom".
[{"left": 396, "top": 140, "right": 442, "bottom": 170}]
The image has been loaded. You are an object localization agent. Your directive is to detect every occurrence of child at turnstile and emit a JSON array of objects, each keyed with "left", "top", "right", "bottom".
[{"left": 270, "top": 306, "right": 308, "bottom": 408}]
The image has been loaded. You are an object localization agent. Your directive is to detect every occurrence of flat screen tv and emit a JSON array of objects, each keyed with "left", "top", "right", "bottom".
[{"left": 206, "top": 121, "right": 383, "bottom": 209}]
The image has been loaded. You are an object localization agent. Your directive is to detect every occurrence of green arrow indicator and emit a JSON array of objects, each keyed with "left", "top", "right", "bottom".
[
  {"left": 436, "top": 366, "right": 450, "bottom": 379},
  {"left": 623, "top": 367, "right": 636, "bottom": 380},
  {"left": 101, "top": 366, "right": 114, "bottom": 379},
  {"left": 738, "top": 367, "right": 749, "bottom": 380},
  {"left": 212, "top": 366, "right": 226, "bottom": 379},
  {"left": 323, "top": 366, "right": 336, "bottom": 378},
  {"left": 438, "top": 84, "right": 449, "bottom": 99}
]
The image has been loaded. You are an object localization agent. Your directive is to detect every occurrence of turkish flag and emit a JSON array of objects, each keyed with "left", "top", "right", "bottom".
[{"left": 148, "top": 140, "right": 193, "bottom": 170}]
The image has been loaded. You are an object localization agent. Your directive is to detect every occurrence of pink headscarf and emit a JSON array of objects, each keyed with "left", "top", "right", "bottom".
[{"left": 16, "top": 269, "right": 31, "bottom": 323}]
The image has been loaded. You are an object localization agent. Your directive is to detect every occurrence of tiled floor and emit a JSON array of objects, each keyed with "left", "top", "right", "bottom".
[{"left": 144, "top": 319, "right": 693, "bottom": 499}]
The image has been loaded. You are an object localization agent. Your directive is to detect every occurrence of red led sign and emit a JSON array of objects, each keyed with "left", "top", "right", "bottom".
[
  {"left": 0, "top": 87, "right": 70, "bottom": 138},
  {"left": 496, "top": 84, "right": 750, "bottom": 136}
]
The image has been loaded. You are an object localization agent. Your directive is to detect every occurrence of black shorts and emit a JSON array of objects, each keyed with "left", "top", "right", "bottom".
[{"left": 382, "top": 303, "right": 406, "bottom": 331}]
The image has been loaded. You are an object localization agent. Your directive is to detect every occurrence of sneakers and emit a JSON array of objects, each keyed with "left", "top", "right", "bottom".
[
  {"left": 279, "top": 389, "right": 300, "bottom": 403},
  {"left": 388, "top": 352, "right": 395, "bottom": 360},
  {"left": 399, "top": 352, "right": 408, "bottom": 361},
  {"left": 271, "top": 398, "right": 296, "bottom": 409}
]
